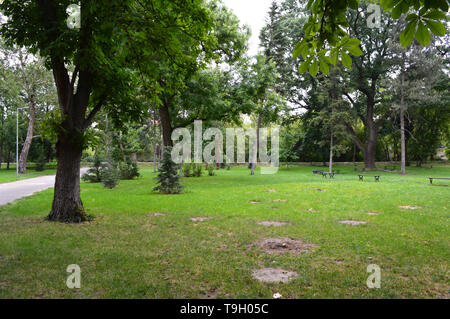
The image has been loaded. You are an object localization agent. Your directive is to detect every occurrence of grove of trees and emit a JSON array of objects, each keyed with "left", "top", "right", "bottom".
[{"left": 0, "top": 0, "right": 448, "bottom": 223}]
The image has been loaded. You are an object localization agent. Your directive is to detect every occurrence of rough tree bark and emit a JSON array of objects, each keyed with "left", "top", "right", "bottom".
[
  {"left": 18, "top": 95, "right": 36, "bottom": 174},
  {"left": 159, "top": 101, "right": 173, "bottom": 147},
  {"left": 400, "top": 52, "right": 406, "bottom": 175},
  {"left": 41, "top": 1, "right": 99, "bottom": 223}
]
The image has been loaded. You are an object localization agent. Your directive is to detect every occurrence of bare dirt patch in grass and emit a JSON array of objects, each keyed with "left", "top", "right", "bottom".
[
  {"left": 338, "top": 220, "right": 367, "bottom": 225},
  {"left": 199, "top": 289, "right": 220, "bottom": 299},
  {"left": 257, "top": 221, "right": 291, "bottom": 227},
  {"left": 399, "top": 205, "right": 421, "bottom": 210},
  {"left": 249, "top": 200, "right": 261, "bottom": 204},
  {"left": 255, "top": 237, "right": 318, "bottom": 255},
  {"left": 149, "top": 212, "right": 166, "bottom": 216},
  {"left": 190, "top": 217, "right": 211, "bottom": 222},
  {"left": 273, "top": 199, "right": 287, "bottom": 203},
  {"left": 367, "top": 212, "right": 381, "bottom": 216},
  {"left": 252, "top": 268, "right": 298, "bottom": 283},
  {"left": 268, "top": 189, "right": 277, "bottom": 193}
]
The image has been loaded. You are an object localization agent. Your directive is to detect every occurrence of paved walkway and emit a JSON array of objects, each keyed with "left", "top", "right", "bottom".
[{"left": 0, "top": 168, "right": 88, "bottom": 206}]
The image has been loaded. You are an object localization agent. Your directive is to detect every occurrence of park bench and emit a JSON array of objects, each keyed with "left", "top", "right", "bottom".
[
  {"left": 312, "top": 170, "right": 322, "bottom": 175},
  {"left": 428, "top": 177, "right": 450, "bottom": 185},
  {"left": 322, "top": 172, "right": 335, "bottom": 179},
  {"left": 358, "top": 174, "right": 380, "bottom": 182}
]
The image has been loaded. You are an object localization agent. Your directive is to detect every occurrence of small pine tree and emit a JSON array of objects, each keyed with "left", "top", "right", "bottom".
[
  {"left": 101, "top": 162, "right": 120, "bottom": 189},
  {"left": 82, "top": 155, "right": 104, "bottom": 183},
  {"left": 154, "top": 147, "right": 182, "bottom": 194}
]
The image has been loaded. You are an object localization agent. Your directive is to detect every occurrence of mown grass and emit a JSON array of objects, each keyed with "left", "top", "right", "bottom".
[
  {"left": 0, "top": 164, "right": 57, "bottom": 184},
  {"left": 0, "top": 164, "right": 448, "bottom": 298}
]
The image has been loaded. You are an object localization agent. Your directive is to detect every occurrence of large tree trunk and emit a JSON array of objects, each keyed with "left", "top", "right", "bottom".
[
  {"left": 400, "top": 52, "right": 406, "bottom": 175},
  {"left": 18, "top": 96, "right": 36, "bottom": 174},
  {"left": 48, "top": 136, "right": 88, "bottom": 223},
  {"left": 159, "top": 102, "right": 173, "bottom": 147},
  {"left": 364, "top": 128, "right": 378, "bottom": 170}
]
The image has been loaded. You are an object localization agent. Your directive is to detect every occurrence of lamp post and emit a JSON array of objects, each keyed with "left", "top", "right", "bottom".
[{"left": 16, "top": 107, "right": 27, "bottom": 178}]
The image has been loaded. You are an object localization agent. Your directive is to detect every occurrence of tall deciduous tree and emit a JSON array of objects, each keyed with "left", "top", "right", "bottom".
[{"left": 0, "top": 0, "right": 217, "bottom": 222}]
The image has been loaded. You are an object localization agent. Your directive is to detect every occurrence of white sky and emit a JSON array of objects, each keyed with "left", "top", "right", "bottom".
[{"left": 223, "top": 0, "right": 274, "bottom": 56}]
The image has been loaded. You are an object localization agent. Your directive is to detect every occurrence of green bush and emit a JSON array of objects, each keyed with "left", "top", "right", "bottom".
[
  {"left": 101, "top": 163, "right": 120, "bottom": 189},
  {"left": 82, "top": 155, "right": 105, "bottom": 183},
  {"left": 207, "top": 163, "right": 215, "bottom": 176},
  {"left": 182, "top": 162, "right": 193, "bottom": 177},
  {"left": 154, "top": 147, "right": 183, "bottom": 194},
  {"left": 119, "top": 160, "right": 140, "bottom": 180},
  {"left": 35, "top": 152, "right": 46, "bottom": 172},
  {"left": 193, "top": 163, "right": 203, "bottom": 177}
]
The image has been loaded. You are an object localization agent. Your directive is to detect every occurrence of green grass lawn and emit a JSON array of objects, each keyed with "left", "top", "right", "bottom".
[
  {"left": 0, "top": 164, "right": 448, "bottom": 298},
  {"left": 0, "top": 165, "right": 57, "bottom": 184}
]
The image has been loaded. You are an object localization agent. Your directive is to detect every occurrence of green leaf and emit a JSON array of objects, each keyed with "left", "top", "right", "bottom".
[
  {"left": 309, "top": 59, "right": 319, "bottom": 77},
  {"left": 341, "top": 51, "right": 352, "bottom": 69},
  {"left": 424, "top": 19, "right": 446, "bottom": 36},
  {"left": 346, "top": 46, "right": 363, "bottom": 56},
  {"left": 436, "top": 0, "right": 449, "bottom": 11},
  {"left": 348, "top": 0, "right": 360, "bottom": 10},
  {"left": 423, "top": 10, "right": 447, "bottom": 20},
  {"left": 380, "top": 0, "right": 395, "bottom": 10},
  {"left": 298, "top": 60, "right": 310, "bottom": 73},
  {"left": 391, "top": 4, "right": 403, "bottom": 19},
  {"left": 345, "top": 38, "right": 361, "bottom": 47},
  {"left": 400, "top": 21, "right": 417, "bottom": 47},
  {"left": 405, "top": 13, "right": 418, "bottom": 22},
  {"left": 331, "top": 52, "right": 339, "bottom": 65},
  {"left": 293, "top": 42, "right": 303, "bottom": 59},
  {"left": 319, "top": 58, "right": 330, "bottom": 75},
  {"left": 416, "top": 21, "right": 431, "bottom": 46}
]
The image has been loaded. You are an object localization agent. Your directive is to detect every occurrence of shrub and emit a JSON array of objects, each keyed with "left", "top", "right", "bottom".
[
  {"left": 82, "top": 155, "right": 104, "bottom": 183},
  {"left": 193, "top": 163, "right": 203, "bottom": 177},
  {"left": 206, "top": 163, "right": 215, "bottom": 176},
  {"left": 154, "top": 147, "right": 183, "bottom": 194},
  {"left": 119, "top": 159, "right": 140, "bottom": 180},
  {"left": 182, "top": 162, "right": 193, "bottom": 177},
  {"left": 35, "top": 152, "right": 46, "bottom": 172},
  {"left": 101, "top": 163, "right": 120, "bottom": 189}
]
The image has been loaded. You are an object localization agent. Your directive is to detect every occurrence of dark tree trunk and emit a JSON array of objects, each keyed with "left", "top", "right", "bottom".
[
  {"left": 159, "top": 102, "right": 173, "bottom": 147},
  {"left": 364, "top": 125, "right": 378, "bottom": 170},
  {"left": 400, "top": 52, "right": 406, "bottom": 175},
  {"left": 7, "top": 151, "right": 11, "bottom": 170},
  {"left": 48, "top": 137, "right": 88, "bottom": 223},
  {"left": 18, "top": 96, "right": 36, "bottom": 174},
  {"left": 328, "top": 131, "right": 333, "bottom": 173}
]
